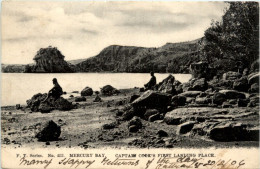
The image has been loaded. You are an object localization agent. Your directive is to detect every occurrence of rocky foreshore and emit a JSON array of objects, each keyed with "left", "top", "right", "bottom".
[{"left": 1, "top": 67, "right": 259, "bottom": 149}]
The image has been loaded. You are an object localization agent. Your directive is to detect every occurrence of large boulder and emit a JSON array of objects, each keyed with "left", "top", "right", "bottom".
[
  {"left": 80, "top": 87, "right": 93, "bottom": 96},
  {"left": 223, "top": 71, "right": 241, "bottom": 81},
  {"left": 164, "top": 107, "right": 227, "bottom": 125},
  {"left": 26, "top": 93, "right": 47, "bottom": 112},
  {"left": 212, "top": 92, "right": 227, "bottom": 105},
  {"left": 219, "top": 90, "right": 246, "bottom": 99},
  {"left": 157, "top": 75, "right": 177, "bottom": 95},
  {"left": 35, "top": 120, "right": 61, "bottom": 141},
  {"left": 101, "top": 85, "right": 120, "bottom": 96},
  {"left": 209, "top": 123, "right": 248, "bottom": 141},
  {"left": 27, "top": 93, "right": 73, "bottom": 112},
  {"left": 248, "top": 72, "right": 260, "bottom": 85},
  {"left": 132, "top": 90, "right": 171, "bottom": 109},
  {"left": 190, "top": 78, "right": 208, "bottom": 91},
  {"left": 54, "top": 97, "right": 74, "bottom": 111}
]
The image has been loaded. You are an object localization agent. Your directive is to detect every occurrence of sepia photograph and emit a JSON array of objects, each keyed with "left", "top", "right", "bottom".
[{"left": 1, "top": 1, "right": 259, "bottom": 168}]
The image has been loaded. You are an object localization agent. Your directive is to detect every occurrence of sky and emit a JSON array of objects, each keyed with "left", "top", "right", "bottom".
[{"left": 2, "top": 1, "right": 228, "bottom": 64}]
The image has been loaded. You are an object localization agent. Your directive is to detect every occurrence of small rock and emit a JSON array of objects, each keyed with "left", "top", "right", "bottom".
[
  {"left": 116, "top": 110, "right": 124, "bottom": 116},
  {"left": 46, "top": 141, "right": 50, "bottom": 145},
  {"left": 157, "top": 130, "right": 168, "bottom": 137},
  {"left": 148, "top": 114, "right": 161, "bottom": 122},
  {"left": 54, "top": 97, "right": 74, "bottom": 111},
  {"left": 144, "top": 109, "right": 160, "bottom": 120},
  {"left": 122, "top": 108, "right": 135, "bottom": 121},
  {"left": 3, "top": 138, "right": 11, "bottom": 145},
  {"left": 101, "top": 85, "right": 119, "bottom": 96},
  {"left": 75, "top": 96, "right": 86, "bottom": 102},
  {"left": 128, "top": 116, "right": 142, "bottom": 129},
  {"left": 177, "top": 121, "right": 196, "bottom": 135},
  {"left": 81, "top": 87, "right": 93, "bottom": 96},
  {"left": 93, "top": 95, "right": 102, "bottom": 102},
  {"left": 102, "top": 122, "right": 116, "bottom": 130},
  {"left": 129, "top": 125, "right": 139, "bottom": 133}
]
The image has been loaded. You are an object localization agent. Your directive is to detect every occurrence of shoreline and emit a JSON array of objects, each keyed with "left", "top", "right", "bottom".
[{"left": 1, "top": 86, "right": 259, "bottom": 149}]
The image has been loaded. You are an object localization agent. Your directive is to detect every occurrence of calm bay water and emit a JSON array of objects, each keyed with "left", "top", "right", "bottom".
[{"left": 1, "top": 73, "right": 192, "bottom": 106}]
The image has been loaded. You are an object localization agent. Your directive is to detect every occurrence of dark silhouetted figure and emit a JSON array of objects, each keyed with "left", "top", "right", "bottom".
[
  {"left": 144, "top": 71, "right": 156, "bottom": 90},
  {"left": 42, "top": 78, "right": 63, "bottom": 102}
]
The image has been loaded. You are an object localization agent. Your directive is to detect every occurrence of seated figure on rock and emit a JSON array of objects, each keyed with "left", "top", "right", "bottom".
[
  {"left": 144, "top": 71, "right": 157, "bottom": 90},
  {"left": 42, "top": 78, "right": 63, "bottom": 102}
]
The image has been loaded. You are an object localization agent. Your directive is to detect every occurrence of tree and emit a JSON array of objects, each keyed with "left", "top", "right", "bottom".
[{"left": 200, "top": 2, "right": 259, "bottom": 71}]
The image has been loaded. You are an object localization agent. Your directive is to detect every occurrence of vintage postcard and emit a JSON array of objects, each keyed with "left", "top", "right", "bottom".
[{"left": 1, "top": 1, "right": 259, "bottom": 168}]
